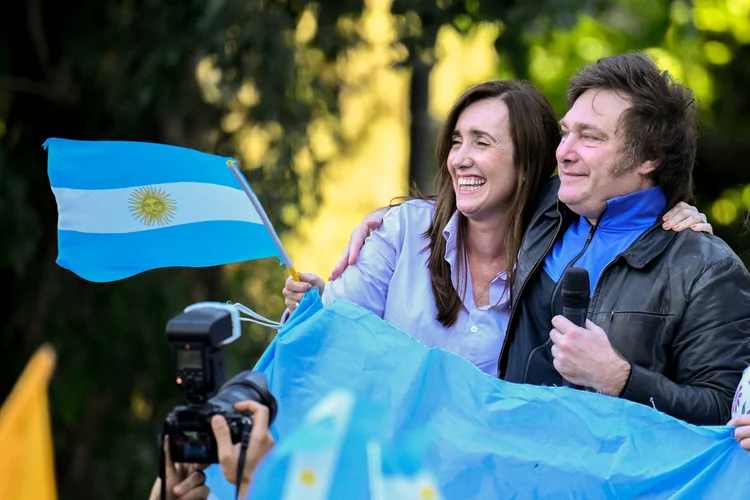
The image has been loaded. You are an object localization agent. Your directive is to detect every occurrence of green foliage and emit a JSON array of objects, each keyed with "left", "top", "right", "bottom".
[
  {"left": 0, "top": 1, "right": 363, "bottom": 498},
  {"left": 391, "top": 0, "right": 750, "bottom": 244}
]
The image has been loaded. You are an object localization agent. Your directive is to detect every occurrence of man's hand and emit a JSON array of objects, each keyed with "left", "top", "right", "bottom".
[
  {"left": 148, "top": 437, "right": 210, "bottom": 500},
  {"left": 282, "top": 272, "right": 325, "bottom": 312},
  {"left": 550, "top": 316, "right": 631, "bottom": 396},
  {"left": 329, "top": 208, "right": 388, "bottom": 281},
  {"left": 727, "top": 414, "right": 750, "bottom": 453},
  {"left": 662, "top": 201, "right": 712, "bottom": 234},
  {"left": 212, "top": 401, "right": 275, "bottom": 499}
]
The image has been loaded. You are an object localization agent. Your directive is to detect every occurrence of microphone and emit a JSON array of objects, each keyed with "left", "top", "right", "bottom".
[{"left": 561, "top": 267, "right": 590, "bottom": 328}]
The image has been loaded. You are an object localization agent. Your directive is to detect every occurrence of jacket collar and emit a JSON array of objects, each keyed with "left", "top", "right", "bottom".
[
  {"left": 551, "top": 187, "right": 675, "bottom": 269},
  {"left": 620, "top": 221, "right": 676, "bottom": 268},
  {"left": 598, "top": 186, "right": 667, "bottom": 232}
]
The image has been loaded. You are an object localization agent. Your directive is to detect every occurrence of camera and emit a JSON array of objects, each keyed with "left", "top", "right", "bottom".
[{"left": 162, "top": 307, "right": 278, "bottom": 463}]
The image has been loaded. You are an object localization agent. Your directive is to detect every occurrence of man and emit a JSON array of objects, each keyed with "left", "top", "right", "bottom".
[
  {"left": 497, "top": 53, "right": 750, "bottom": 425},
  {"left": 327, "top": 53, "right": 750, "bottom": 426}
]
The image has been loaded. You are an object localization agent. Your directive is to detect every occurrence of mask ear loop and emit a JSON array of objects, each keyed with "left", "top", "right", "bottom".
[
  {"left": 239, "top": 317, "right": 282, "bottom": 329},
  {"left": 232, "top": 303, "right": 283, "bottom": 329}
]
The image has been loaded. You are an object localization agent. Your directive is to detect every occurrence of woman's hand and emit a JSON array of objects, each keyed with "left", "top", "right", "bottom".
[
  {"left": 329, "top": 208, "right": 388, "bottom": 281},
  {"left": 282, "top": 272, "right": 325, "bottom": 312},
  {"left": 727, "top": 414, "right": 750, "bottom": 453},
  {"left": 662, "top": 201, "right": 712, "bottom": 234}
]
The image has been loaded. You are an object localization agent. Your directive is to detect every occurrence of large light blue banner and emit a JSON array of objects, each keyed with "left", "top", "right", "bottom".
[{"left": 207, "top": 289, "right": 750, "bottom": 499}]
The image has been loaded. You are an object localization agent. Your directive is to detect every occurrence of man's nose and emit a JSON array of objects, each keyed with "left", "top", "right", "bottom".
[{"left": 556, "top": 136, "right": 578, "bottom": 165}]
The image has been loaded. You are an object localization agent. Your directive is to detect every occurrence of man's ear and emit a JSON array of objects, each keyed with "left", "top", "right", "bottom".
[{"left": 638, "top": 159, "right": 657, "bottom": 176}]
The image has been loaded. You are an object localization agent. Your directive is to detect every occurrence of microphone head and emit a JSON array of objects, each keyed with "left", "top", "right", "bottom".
[{"left": 561, "top": 267, "right": 590, "bottom": 309}]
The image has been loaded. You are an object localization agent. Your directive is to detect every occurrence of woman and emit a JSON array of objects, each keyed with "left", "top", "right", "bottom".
[
  {"left": 288, "top": 81, "right": 558, "bottom": 376},
  {"left": 729, "top": 366, "right": 750, "bottom": 453},
  {"left": 283, "top": 80, "right": 709, "bottom": 376}
]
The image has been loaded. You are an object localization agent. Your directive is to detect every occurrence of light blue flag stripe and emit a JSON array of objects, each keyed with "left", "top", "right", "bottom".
[
  {"left": 45, "top": 138, "right": 240, "bottom": 190},
  {"left": 211, "top": 289, "right": 750, "bottom": 500},
  {"left": 57, "top": 221, "right": 278, "bottom": 282}
]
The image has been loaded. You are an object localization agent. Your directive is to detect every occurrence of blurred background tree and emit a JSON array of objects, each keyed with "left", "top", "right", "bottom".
[{"left": 1, "top": 0, "right": 749, "bottom": 498}]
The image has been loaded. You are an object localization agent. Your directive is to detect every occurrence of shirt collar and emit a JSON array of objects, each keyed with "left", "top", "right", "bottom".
[{"left": 442, "top": 210, "right": 463, "bottom": 291}]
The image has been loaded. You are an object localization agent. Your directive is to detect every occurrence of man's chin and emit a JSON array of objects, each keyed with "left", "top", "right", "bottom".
[{"left": 556, "top": 187, "right": 580, "bottom": 207}]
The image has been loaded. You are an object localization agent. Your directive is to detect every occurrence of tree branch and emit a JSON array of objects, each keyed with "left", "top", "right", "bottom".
[
  {"left": 27, "top": 0, "right": 54, "bottom": 79},
  {"left": 0, "top": 76, "right": 77, "bottom": 103}
]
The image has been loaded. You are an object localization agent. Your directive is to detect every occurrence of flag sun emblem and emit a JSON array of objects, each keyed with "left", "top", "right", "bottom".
[{"left": 128, "top": 186, "right": 177, "bottom": 227}]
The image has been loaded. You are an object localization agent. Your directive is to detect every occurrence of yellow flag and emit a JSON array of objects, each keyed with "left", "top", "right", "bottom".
[{"left": 0, "top": 344, "right": 58, "bottom": 500}]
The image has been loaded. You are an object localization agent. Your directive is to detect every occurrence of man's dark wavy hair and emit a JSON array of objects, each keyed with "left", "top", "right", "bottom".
[{"left": 566, "top": 52, "right": 699, "bottom": 206}]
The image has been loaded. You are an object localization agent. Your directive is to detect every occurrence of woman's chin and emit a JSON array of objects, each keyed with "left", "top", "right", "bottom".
[{"left": 456, "top": 203, "right": 481, "bottom": 218}]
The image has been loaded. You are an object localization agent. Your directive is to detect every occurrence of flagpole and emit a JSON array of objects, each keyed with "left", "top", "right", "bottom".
[{"left": 227, "top": 160, "right": 300, "bottom": 281}]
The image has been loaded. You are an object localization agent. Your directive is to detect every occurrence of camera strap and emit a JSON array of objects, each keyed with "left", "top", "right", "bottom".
[{"left": 234, "top": 416, "right": 253, "bottom": 500}]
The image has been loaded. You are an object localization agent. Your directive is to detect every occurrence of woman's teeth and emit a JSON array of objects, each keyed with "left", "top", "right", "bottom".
[{"left": 458, "top": 178, "right": 486, "bottom": 191}]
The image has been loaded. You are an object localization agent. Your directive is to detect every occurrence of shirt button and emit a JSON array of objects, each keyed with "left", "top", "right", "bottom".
[{"left": 470, "top": 325, "right": 478, "bottom": 333}]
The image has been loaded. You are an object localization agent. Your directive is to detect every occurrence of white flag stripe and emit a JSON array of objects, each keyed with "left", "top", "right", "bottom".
[
  {"left": 53, "top": 182, "right": 262, "bottom": 234},
  {"left": 367, "top": 441, "right": 385, "bottom": 500},
  {"left": 280, "top": 392, "right": 356, "bottom": 500},
  {"left": 381, "top": 472, "right": 442, "bottom": 499},
  {"left": 307, "top": 391, "right": 356, "bottom": 431},
  {"left": 282, "top": 448, "right": 339, "bottom": 500}
]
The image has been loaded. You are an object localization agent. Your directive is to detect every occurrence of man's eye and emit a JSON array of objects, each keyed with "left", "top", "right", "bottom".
[
  {"left": 477, "top": 141, "right": 489, "bottom": 147},
  {"left": 582, "top": 134, "right": 597, "bottom": 140}
]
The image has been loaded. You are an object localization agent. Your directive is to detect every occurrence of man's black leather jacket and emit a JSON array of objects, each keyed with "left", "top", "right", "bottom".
[{"left": 498, "top": 177, "right": 750, "bottom": 425}]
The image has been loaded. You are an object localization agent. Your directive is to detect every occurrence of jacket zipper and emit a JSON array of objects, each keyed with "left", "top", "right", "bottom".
[
  {"left": 549, "top": 222, "right": 599, "bottom": 318},
  {"left": 497, "top": 208, "right": 563, "bottom": 379},
  {"left": 591, "top": 254, "right": 621, "bottom": 318},
  {"left": 523, "top": 221, "right": 600, "bottom": 384}
]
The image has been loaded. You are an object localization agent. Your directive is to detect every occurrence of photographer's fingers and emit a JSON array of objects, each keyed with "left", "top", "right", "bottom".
[
  {"left": 234, "top": 399, "right": 268, "bottom": 420},
  {"left": 241, "top": 401, "right": 274, "bottom": 452},
  {"left": 163, "top": 436, "right": 175, "bottom": 470},
  {"left": 173, "top": 470, "right": 209, "bottom": 499},
  {"left": 178, "top": 485, "right": 210, "bottom": 500},
  {"left": 234, "top": 401, "right": 275, "bottom": 498},
  {"left": 211, "top": 415, "right": 237, "bottom": 484},
  {"left": 149, "top": 478, "right": 162, "bottom": 500}
]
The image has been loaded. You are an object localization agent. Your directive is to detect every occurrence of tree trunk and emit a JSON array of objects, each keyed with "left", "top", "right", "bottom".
[{"left": 408, "top": 61, "right": 434, "bottom": 194}]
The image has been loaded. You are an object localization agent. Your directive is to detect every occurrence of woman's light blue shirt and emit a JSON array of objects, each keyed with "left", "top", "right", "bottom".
[{"left": 324, "top": 200, "right": 510, "bottom": 376}]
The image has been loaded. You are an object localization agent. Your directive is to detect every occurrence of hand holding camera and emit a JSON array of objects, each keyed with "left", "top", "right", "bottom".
[
  {"left": 211, "top": 400, "right": 275, "bottom": 499},
  {"left": 149, "top": 439, "right": 210, "bottom": 500},
  {"left": 154, "top": 306, "right": 278, "bottom": 500},
  {"left": 150, "top": 399, "right": 275, "bottom": 500}
]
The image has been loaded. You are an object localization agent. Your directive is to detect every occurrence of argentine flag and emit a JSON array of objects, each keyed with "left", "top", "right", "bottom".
[
  {"left": 235, "top": 390, "right": 443, "bottom": 500},
  {"left": 45, "top": 138, "right": 282, "bottom": 282}
]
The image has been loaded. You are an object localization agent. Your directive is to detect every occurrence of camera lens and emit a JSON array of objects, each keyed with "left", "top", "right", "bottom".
[{"left": 208, "top": 370, "right": 278, "bottom": 424}]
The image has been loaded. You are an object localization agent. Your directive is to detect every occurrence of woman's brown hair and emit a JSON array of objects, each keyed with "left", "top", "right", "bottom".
[{"left": 425, "top": 80, "right": 559, "bottom": 327}]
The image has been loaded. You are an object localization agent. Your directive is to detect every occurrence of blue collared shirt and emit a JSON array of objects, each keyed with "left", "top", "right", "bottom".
[{"left": 324, "top": 200, "right": 510, "bottom": 376}]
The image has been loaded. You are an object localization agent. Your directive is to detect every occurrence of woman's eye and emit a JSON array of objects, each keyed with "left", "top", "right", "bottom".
[{"left": 477, "top": 141, "right": 489, "bottom": 147}]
